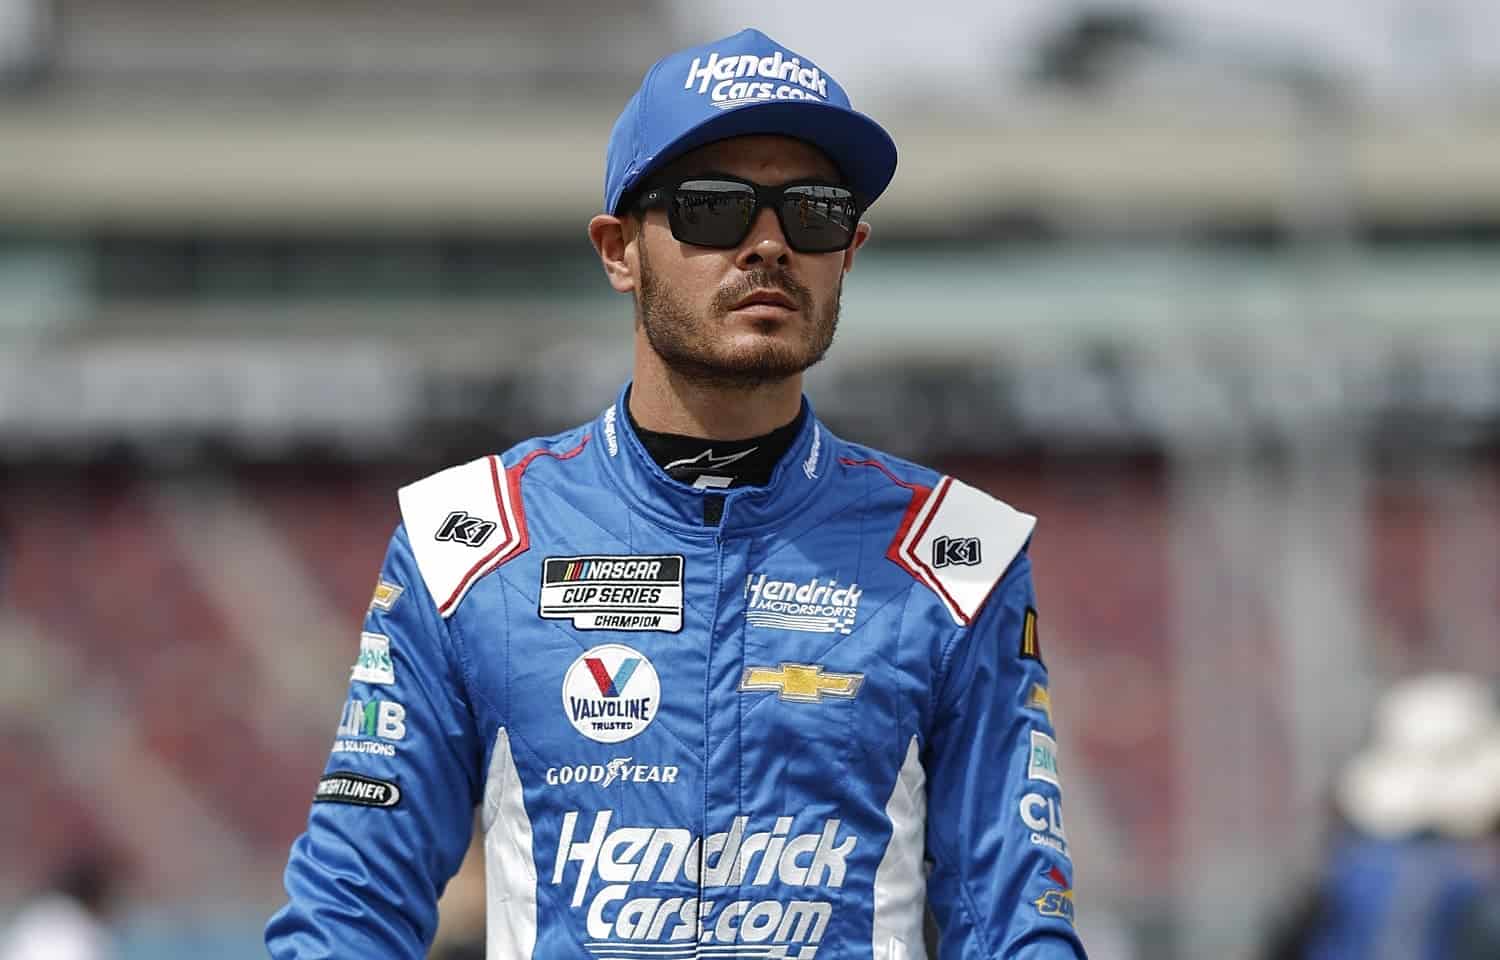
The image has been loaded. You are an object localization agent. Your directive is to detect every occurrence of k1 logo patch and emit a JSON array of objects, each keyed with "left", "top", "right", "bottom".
[
  {"left": 931, "top": 535, "right": 981, "bottom": 568},
  {"left": 435, "top": 511, "right": 497, "bottom": 548},
  {"left": 539, "top": 555, "right": 685, "bottom": 632},
  {"left": 562, "top": 644, "right": 660, "bottom": 744}
]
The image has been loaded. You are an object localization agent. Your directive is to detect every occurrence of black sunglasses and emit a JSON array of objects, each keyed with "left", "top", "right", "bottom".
[{"left": 635, "top": 175, "right": 865, "bottom": 254}]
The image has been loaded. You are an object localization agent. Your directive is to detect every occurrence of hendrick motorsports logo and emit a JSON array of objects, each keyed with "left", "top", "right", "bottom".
[
  {"left": 540, "top": 555, "right": 685, "bottom": 632},
  {"left": 745, "top": 574, "right": 861, "bottom": 634},
  {"left": 554, "top": 810, "right": 854, "bottom": 956},
  {"left": 563, "top": 645, "right": 660, "bottom": 744}
]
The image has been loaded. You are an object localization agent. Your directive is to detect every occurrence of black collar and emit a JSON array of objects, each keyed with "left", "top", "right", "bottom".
[{"left": 626, "top": 400, "right": 805, "bottom": 491}]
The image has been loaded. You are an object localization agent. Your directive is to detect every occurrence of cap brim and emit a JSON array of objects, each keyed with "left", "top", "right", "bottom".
[{"left": 615, "top": 100, "right": 897, "bottom": 213}]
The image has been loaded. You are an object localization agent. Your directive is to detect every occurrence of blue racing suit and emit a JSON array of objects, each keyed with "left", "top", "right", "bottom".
[{"left": 266, "top": 385, "right": 1086, "bottom": 959}]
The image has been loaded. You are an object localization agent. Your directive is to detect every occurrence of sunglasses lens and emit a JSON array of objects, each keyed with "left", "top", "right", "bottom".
[
  {"left": 781, "top": 185, "right": 859, "bottom": 252},
  {"left": 671, "top": 180, "right": 757, "bottom": 248}
]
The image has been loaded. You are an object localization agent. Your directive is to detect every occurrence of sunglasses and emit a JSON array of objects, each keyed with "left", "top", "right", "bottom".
[{"left": 634, "top": 175, "right": 865, "bottom": 254}]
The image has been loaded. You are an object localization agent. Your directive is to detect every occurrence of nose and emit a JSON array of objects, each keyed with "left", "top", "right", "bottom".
[{"left": 734, "top": 206, "right": 791, "bottom": 268}]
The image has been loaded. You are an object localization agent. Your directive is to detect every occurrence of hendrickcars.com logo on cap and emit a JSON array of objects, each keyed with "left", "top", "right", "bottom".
[{"left": 683, "top": 48, "right": 831, "bottom": 109}]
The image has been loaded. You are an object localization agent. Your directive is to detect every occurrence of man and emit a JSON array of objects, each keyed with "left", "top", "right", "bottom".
[{"left": 267, "top": 28, "right": 1085, "bottom": 959}]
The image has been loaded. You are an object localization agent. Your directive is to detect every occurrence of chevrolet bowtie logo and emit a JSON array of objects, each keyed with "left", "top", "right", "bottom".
[{"left": 739, "top": 663, "right": 863, "bottom": 703}]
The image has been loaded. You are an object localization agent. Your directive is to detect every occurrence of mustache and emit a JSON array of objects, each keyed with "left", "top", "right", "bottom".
[{"left": 711, "top": 269, "right": 813, "bottom": 315}]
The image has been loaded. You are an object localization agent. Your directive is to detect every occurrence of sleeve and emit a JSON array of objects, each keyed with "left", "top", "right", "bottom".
[
  {"left": 265, "top": 523, "right": 484, "bottom": 958},
  {"left": 922, "top": 549, "right": 1088, "bottom": 958}
]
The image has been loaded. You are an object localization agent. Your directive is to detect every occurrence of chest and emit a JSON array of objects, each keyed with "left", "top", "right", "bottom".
[{"left": 453, "top": 518, "right": 944, "bottom": 808}]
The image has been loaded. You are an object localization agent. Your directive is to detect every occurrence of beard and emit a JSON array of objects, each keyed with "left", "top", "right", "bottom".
[{"left": 636, "top": 239, "right": 841, "bottom": 390}]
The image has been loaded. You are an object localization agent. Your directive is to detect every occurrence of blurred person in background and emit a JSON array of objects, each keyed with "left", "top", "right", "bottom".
[
  {"left": 266, "top": 26, "right": 1085, "bottom": 960},
  {"left": 1263, "top": 673, "right": 1500, "bottom": 960},
  {"left": 0, "top": 853, "right": 121, "bottom": 960}
]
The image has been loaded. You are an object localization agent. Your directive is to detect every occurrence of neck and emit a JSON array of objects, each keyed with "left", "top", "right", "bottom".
[{"left": 630, "top": 340, "right": 805, "bottom": 441}]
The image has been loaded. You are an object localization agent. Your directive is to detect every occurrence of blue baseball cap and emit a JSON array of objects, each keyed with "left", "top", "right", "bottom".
[{"left": 603, "top": 28, "right": 898, "bottom": 215}]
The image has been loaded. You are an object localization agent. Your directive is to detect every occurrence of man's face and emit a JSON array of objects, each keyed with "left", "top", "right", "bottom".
[{"left": 629, "top": 135, "right": 869, "bottom": 389}]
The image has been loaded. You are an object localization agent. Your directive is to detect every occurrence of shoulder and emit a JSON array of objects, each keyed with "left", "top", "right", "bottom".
[
  {"left": 396, "top": 425, "right": 591, "bottom": 618},
  {"left": 836, "top": 440, "right": 1036, "bottom": 627}
]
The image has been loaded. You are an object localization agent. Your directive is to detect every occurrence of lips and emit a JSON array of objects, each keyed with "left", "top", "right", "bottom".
[{"left": 732, "top": 289, "right": 798, "bottom": 311}]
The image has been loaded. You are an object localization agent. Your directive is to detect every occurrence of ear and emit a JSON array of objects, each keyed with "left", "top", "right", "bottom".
[
  {"left": 841, "top": 221, "right": 872, "bottom": 274},
  {"left": 589, "top": 214, "right": 637, "bottom": 294}
]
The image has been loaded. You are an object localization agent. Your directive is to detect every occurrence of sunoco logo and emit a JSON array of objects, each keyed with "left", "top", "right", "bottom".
[
  {"left": 684, "top": 50, "right": 830, "bottom": 110},
  {"left": 554, "top": 810, "right": 854, "bottom": 956},
  {"left": 563, "top": 644, "right": 660, "bottom": 744},
  {"left": 745, "top": 574, "right": 861, "bottom": 635}
]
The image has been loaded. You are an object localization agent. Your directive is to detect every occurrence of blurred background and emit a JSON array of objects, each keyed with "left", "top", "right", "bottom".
[{"left": 1, "top": 1, "right": 1498, "bottom": 958}]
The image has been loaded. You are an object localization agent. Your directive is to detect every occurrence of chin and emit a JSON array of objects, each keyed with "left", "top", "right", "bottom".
[
  {"left": 728, "top": 329, "right": 785, "bottom": 346},
  {"left": 719, "top": 346, "right": 815, "bottom": 375}
]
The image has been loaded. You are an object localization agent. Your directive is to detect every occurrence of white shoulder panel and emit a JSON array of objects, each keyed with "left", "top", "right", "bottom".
[
  {"left": 398, "top": 456, "right": 524, "bottom": 618},
  {"left": 896, "top": 476, "right": 1036, "bottom": 626}
]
